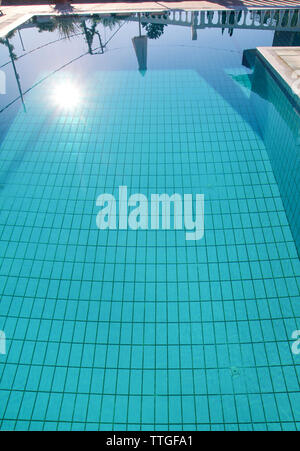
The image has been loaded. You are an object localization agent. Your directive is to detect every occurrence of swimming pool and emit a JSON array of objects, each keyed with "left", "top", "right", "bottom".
[{"left": 0, "top": 9, "right": 299, "bottom": 431}]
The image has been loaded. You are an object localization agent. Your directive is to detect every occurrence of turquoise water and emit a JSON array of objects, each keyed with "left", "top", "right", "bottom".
[{"left": 0, "top": 13, "right": 299, "bottom": 430}]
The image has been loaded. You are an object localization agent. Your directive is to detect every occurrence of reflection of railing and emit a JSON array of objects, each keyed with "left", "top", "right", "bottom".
[{"left": 132, "top": 9, "right": 300, "bottom": 32}]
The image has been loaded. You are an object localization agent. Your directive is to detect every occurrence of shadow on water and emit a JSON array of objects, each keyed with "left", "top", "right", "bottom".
[{"left": 0, "top": 112, "right": 48, "bottom": 192}]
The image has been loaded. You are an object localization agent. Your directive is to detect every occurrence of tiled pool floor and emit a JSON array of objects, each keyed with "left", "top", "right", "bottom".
[{"left": 0, "top": 15, "right": 299, "bottom": 430}]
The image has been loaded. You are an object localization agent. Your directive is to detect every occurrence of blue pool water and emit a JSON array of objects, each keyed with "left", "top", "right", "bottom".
[{"left": 0, "top": 11, "right": 299, "bottom": 430}]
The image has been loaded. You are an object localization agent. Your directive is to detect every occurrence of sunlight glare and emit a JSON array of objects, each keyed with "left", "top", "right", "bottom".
[{"left": 52, "top": 81, "right": 81, "bottom": 109}]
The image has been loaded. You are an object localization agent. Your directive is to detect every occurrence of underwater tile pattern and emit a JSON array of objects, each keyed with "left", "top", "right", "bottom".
[{"left": 0, "top": 43, "right": 300, "bottom": 430}]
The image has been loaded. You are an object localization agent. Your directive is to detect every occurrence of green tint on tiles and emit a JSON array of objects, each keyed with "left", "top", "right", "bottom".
[{"left": 0, "top": 14, "right": 299, "bottom": 431}]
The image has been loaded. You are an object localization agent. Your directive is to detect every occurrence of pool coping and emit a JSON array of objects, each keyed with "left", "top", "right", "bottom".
[{"left": 257, "top": 47, "right": 300, "bottom": 103}]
